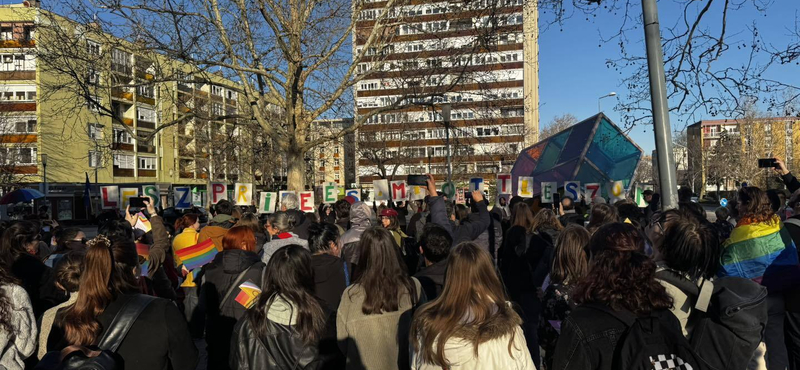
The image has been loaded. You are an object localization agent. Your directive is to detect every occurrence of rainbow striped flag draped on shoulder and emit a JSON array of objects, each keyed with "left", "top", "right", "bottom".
[
  {"left": 720, "top": 215, "right": 800, "bottom": 292},
  {"left": 175, "top": 238, "right": 217, "bottom": 271}
]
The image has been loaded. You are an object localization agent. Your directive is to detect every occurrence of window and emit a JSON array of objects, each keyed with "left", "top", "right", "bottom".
[
  {"left": 138, "top": 84, "right": 155, "bottom": 99},
  {"left": 13, "top": 119, "right": 35, "bottom": 134},
  {"left": 89, "top": 151, "right": 102, "bottom": 168},
  {"left": 211, "top": 103, "right": 224, "bottom": 116},
  {"left": 334, "top": 146, "right": 340, "bottom": 154},
  {"left": 334, "top": 159, "right": 340, "bottom": 166},
  {"left": 88, "top": 123, "right": 103, "bottom": 139},
  {"left": 111, "top": 49, "right": 131, "bottom": 66},
  {"left": 87, "top": 68, "right": 99, "bottom": 85},
  {"left": 87, "top": 40, "right": 101, "bottom": 56},
  {"left": 16, "top": 147, "right": 36, "bottom": 165},
  {"left": 113, "top": 127, "right": 133, "bottom": 144},
  {"left": 0, "top": 27, "right": 12, "bottom": 41},
  {"left": 113, "top": 153, "right": 135, "bottom": 169},
  {"left": 86, "top": 95, "right": 101, "bottom": 112},
  {"left": 335, "top": 173, "right": 340, "bottom": 180},
  {"left": 211, "top": 85, "right": 223, "bottom": 96},
  {"left": 137, "top": 107, "right": 156, "bottom": 122},
  {"left": 138, "top": 156, "right": 156, "bottom": 170}
]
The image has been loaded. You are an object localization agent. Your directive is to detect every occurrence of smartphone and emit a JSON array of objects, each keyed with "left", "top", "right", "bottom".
[
  {"left": 130, "top": 197, "right": 148, "bottom": 208},
  {"left": 553, "top": 192, "right": 561, "bottom": 207},
  {"left": 758, "top": 158, "right": 778, "bottom": 168},
  {"left": 407, "top": 174, "right": 427, "bottom": 186}
]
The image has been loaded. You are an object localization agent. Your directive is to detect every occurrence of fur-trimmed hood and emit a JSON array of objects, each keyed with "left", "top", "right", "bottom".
[{"left": 450, "top": 302, "right": 522, "bottom": 343}]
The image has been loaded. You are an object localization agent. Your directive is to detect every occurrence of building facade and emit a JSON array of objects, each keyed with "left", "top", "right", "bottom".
[
  {"left": 353, "top": 0, "right": 539, "bottom": 186},
  {"left": 687, "top": 117, "right": 800, "bottom": 194},
  {"left": 0, "top": 3, "right": 250, "bottom": 219},
  {"left": 308, "top": 118, "right": 356, "bottom": 188}
]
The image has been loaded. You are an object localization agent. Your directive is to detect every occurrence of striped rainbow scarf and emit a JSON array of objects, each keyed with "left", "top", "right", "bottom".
[{"left": 720, "top": 216, "right": 800, "bottom": 292}]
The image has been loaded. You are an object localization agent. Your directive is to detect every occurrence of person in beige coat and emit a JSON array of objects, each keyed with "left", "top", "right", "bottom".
[
  {"left": 337, "top": 227, "right": 424, "bottom": 370},
  {"left": 410, "top": 242, "right": 535, "bottom": 370}
]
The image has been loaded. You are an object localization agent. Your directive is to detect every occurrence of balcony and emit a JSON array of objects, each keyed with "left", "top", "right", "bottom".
[
  {"left": 0, "top": 71, "right": 35, "bottom": 80},
  {"left": 120, "top": 118, "right": 134, "bottom": 126},
  {"left": 113, "top": 167, "right": 135, "bottom": 177},
  {"left": 138, "top": 169, "right": 156, "bottom": 177},
  {"left": 0, "top": 134, "right": 36, "bottom": 143},
  {"left": 111, "top": 63, "right": 132, "bottom": 76},
  {"left": 137, "top": 145, "right": 156, "bottom": 154},
  {"left": 0, "top": 40, "right": 35, "bottom": 48},
  {"left": 137, "top": 120, "right": 155, "bottom": 130},
  {"left": 179, "top": 171, "right": 194, "bottom": 179},
  {"left": 111, "top": 87, "right": 134, "bottom": 101},
  {"left": 136, "top": 95, "right": 156, "bottom": 106},
  {"left": 0, "top": 102, "right": 36, "bottom": 112},
  {"left": 111, "top": 143, "right": 134, "bottom": 151}
]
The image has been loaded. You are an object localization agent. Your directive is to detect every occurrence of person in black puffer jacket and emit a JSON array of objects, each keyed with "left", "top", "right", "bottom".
[
  {"left": 231, "top": 245, "right": 328, "bottom": 370},
  {"left": 199, "top": 226, "right": 266, "bottom": 370},
  {"left": 307, "top": 223, "right": 348, "bottom": 312}
]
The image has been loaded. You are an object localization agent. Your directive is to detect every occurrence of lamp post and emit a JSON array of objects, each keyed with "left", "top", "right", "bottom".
[
  {"left": 41, "top": 153, "right": 48, "bottom": 210},
  {"left": 441, "top": 103, "right": 452, "bottom": 183},
  {"left": 598, "top": 92, "right": 617, "bottom": 112}
]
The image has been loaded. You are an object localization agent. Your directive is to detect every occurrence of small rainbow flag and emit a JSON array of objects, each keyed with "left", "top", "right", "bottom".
[
  {"left": 136, "top": 243, "right": 150, "bottom": 277},
  {"left": 134, "top": 212, "right": 152, "bottom": 233},
  {"left": 175, "top": 238, "right": 217, "bottom": 271},
  {"left": 234, "top": 280, "right": 262, "bottom": 308}
]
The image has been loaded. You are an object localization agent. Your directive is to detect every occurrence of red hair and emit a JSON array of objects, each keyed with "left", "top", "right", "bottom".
[
  {"left": 222, "top": 226, "right": 256, "bottom": 252},
  {"left": 174, "top": 214, "right": 199, "bottom": 232}
]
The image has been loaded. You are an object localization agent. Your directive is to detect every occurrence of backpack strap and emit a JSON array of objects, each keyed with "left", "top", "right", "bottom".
[
  {"left": 694, "top": 279, "right": 714, "bottom": 312},
  {"left": 220, "top": 265, "right": 257, "bottom": 310},
  {"left": 784, "top": 218, "right": 800, "bottom": 228},
  {"left": 97, "top": 295, "right": 156, "bottom": 352}
]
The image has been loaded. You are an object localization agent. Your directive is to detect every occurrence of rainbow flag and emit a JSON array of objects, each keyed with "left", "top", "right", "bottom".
[
  {"left": 234, "top": 280, "right": 262, "bottom": 308},
  {"left": 136, "top": 243, "right": 150, "bottom": 277},
  {"left": 134, "top": 212, "right": 152, "bottom": 233},
  {"left": 720, "top": 216, "right": 800, "bottom": 292},
  {"left": 175, "top": 238, "right": 217, "bottom": 271}
]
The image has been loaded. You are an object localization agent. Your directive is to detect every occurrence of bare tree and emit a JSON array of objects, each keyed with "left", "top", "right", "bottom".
[
  {"left": 539, "top": 113, "right": 578, "bottom": 139},
  {"left": 0, "top": 114, "right": 39, "bottom": 192}
]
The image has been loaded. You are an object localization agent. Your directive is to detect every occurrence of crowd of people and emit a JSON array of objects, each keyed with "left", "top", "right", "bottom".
[{"left": 0, "top": 170, "right": 799, "bottom": 370}]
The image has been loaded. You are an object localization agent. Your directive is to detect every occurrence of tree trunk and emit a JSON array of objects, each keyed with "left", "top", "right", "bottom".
[{"left": 286, "top": 148, "right": 306, "bottom": 192}]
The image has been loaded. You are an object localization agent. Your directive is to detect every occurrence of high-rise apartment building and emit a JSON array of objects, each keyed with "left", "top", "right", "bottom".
[
  {"left": 0, "top": 2, "right": 250, "bottom": 219},
  {"left": 309, "top": 118, "right": 357, "bottom": 188},
  {"left": 353, "top": 0, "right": 539, "bottom": 187}
]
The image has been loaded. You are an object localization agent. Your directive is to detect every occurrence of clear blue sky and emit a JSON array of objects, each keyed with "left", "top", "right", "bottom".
[{"left": 538, "top": 0, "right": 800, "bottom": 154}]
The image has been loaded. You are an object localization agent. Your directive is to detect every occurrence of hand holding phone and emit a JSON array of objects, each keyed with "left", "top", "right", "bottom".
[
  {"left": 407, "top": 175, "right": 427, "bottom": 186},
  {"left": 758, "top": 158, "right": 778, "bottom": 168}
]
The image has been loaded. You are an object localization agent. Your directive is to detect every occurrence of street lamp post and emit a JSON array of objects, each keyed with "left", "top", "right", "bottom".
[
  {"left": 598, "top": 92, "right": 617, "bottom": 112},
  {"left": 441, "top": 103, "right": 452, "bottom": 183},
  {"left": 41, "top": 153, "right": 48, "bottom": 210}
]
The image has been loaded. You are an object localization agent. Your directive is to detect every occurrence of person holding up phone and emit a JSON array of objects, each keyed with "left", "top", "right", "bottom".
[{"left": 425, "top": 174, "right": 490, "bottom": 246}]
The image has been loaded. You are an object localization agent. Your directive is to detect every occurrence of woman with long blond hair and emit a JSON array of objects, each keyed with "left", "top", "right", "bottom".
[
  {"left": 530, "top": 208, "right": 564, "bottom": 244},
  {"left": 411, "top": 242, "right": 534, "bottom": 369}
]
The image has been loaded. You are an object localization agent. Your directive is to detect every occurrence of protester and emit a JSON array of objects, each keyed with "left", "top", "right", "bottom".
[
  {"left": 0, "top": 263, "right": 36, "bottom": 370},
  {"left": 551, "top": 223, "right": 676, "bottom": 370},
  {"left": 334, "top": 198, "right": 352, "bottom": 235},
  {"left": 538, "top": 224, "right": 590, "bottom": 370},
  {"left": 491, "top": 195, "right": 511, "bottom": 222},
  {"left": 43, "top": 227, "right": 85, "bottom": 268},
  {"left": 411, "top": 242, "right": 534, "bottom": 369},
  {"left": 50, "top": 236, "right": 197, "bottom": 370},
  {"left": 499, "top": 201, "right": 552, "bottom": 369},
  {"left": 615, "top": 201, "right": 646, "bottom": 228},
  {"left": 474, "top": 198, "right": 504, "bottom": 262},
  {"left": 558, "top": 197, "right": 584, "bottom": 227},
  {"left": 585, "top": 203, "right": 618, "bottom": 234},
  {"left": 339, "top": 201, "right": 374, "bottom": 274},
  {"left": 531, "top": 208, "right": 563, "bottom": 244},
  {"left": 712, "top": 206, "right": 734, "bottom": 241},
  {"left": 307, "top": 222, "right": 347, "bottom": 312},
  {"left": 380, "top": 208, "right": 408, "bottom": 249},
  {"left": 199, "top": 199, "right": 237, "bottom": 251},
  {"left": 413, "top": 223, "right": 453, "bottom": 301},
  {"left": 280, "top": 193, "right": 311, "bottom": 240},
  {"left": 0, "top": 221, "right": 63, "bottom": 317},
  {"left": 425, "top": 174, "right": 490, "bottom": 245},
  {"left": 407, "top": 199, "right": 427, "bottom": 242},
  {"left": 319, "top": 203, "right": 337, "bottom": 224},
  {"left": 37, "top": 250, "right": 83, "bottom": 360},
  {"left": 235, "top": 212, "right": 267, "bottom": 252},
  {"left": 171, "top": 213, "right": 203, "bottom": 334},
  {"left": 719, "top": 186, "right": 800, "bottom": 369},
  {"left": 198, "top": 226, "right": 265, "bottom": 370},
  {"left": 231, "top": 245, "right": 327, "bottom": 369},
  {"left": 261, "top": 211, "right": 309, "bottom": 264},
  {"left": 337, "top": 227, "right": 423, "bottom": 370}
]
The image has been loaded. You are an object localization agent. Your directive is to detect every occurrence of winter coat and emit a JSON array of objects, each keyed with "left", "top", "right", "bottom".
[
  {"left": 337, "top": 278, "right": 423, "bottom": 370},
  {"left": 428, "top": 196, "right": 490, "bottom": 246},
  {"left": 499, "top": 226, "right": 553, "bottom": 300},
  {"left": 9, "top": 252, "right": 64, "bottom": 317},
  {"left": 411, "top": 303, "right": 534, "bottom": 370},
  {"left": 199, "top": 214, "right": 236, "bottom": 252},
  {"left": 261, "top": 232, "right": 309, "bottom": 265},
  {"left": 173, "top": 227, "right": 201, "bottom": 287},
  {"left": 230, "top": 295, "right": 323, "bottom": 370},
  {"left": 285, "top": 209, "right": 311, "bottom": 240},
  {"left": 0, "top": 284, "right": 36, "bottom": 370},
  {"left": 311, "top": 253, "right": 348, "bottom": 312},
  {"left": 339, "top": 202, "right": 373, "bottom": 269},
  {"left": 538, "top": 283, "right": 577, "bottom": 370},
  {"left": 413, "top": 259, "right": 447, "bottom": 301},
  {"left": 474, "top": 212, "right": 504, "bottom": 261},
  {"left": 559, "top": 212, "right": 585, "bottom": 228},
  {"left": 199, "top": 249, "right": 266, "bottom": 370}
]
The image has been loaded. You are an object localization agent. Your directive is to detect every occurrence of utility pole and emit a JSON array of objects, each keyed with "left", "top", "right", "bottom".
[
  {"left": 642, "top": 0, "right": 678, "bottom": 210},
  {"left": 442, "top": 103, "right": 452, "bottom": 183}
]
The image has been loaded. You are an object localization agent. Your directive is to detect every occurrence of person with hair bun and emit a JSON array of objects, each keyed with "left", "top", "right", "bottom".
[
  {"left": 38, "top": 250, "right": 84, "bottom": 360},
  {"left": 552, "top": 223, "right": 676, "bottom": 370},
  {"left": 51, "top": 236, "right": 197, "bottom": 370},
  {"left": 261, "top": 211, "right": 308, "bottom": 265}
]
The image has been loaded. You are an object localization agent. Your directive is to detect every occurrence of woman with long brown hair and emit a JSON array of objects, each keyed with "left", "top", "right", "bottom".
[
  {"left": 411, "top": 242, "right": 534, "bottom": 369},
  {"left": 53, "top": 236, "right": 197, "bottom": 370},
  {"left": 552, "top": 223, "right": 675, "bottom": 370},
  {"left": 337, "top": 227, "right": 422, "bottom": 370},
  {"left": 585, "top": 203, "right": 618, "bottom": 234},
  {"left": 235, "top": 212, "right": 267, "bottom": 252},
  {"left": 530, "top": 208, "right": 564, "bottom": 244},
  {"left": 538, "top": 224, "right": 590, "bottom": 370},
  {"left": 198, "top": 226, "right": 266, "bottom": 370},
  {"left": 231, "top": 245, "right": 328, "bottom": 369}
]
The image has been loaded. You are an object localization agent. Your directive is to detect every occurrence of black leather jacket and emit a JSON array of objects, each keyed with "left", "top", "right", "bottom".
[{"left": 230, "top": 315, "right": 322, "bottom": 370}]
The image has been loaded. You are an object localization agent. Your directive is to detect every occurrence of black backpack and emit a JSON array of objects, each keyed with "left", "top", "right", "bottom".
[
  {"left": 656, "top": 270, "right": 768, "bottom": 370},
  {"left": 585, "top": 303, "right": 707, "bottom": 370},
  {"left": 36, "top": 294, "right": 156, "bottom": 370}
]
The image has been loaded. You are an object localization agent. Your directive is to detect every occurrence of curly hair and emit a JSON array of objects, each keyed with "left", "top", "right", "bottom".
[
  {"left": 531, "top": 208, "right": 564, "bottom": 233},
  {"left": 0, "top": 264, "right": 19, "bottom": 334},
  {"left": 573, "top": 223, "right": 672, "bottom": 315},
  {"left": 737, "top": 186, "right": 776, "bottom": 225}
]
